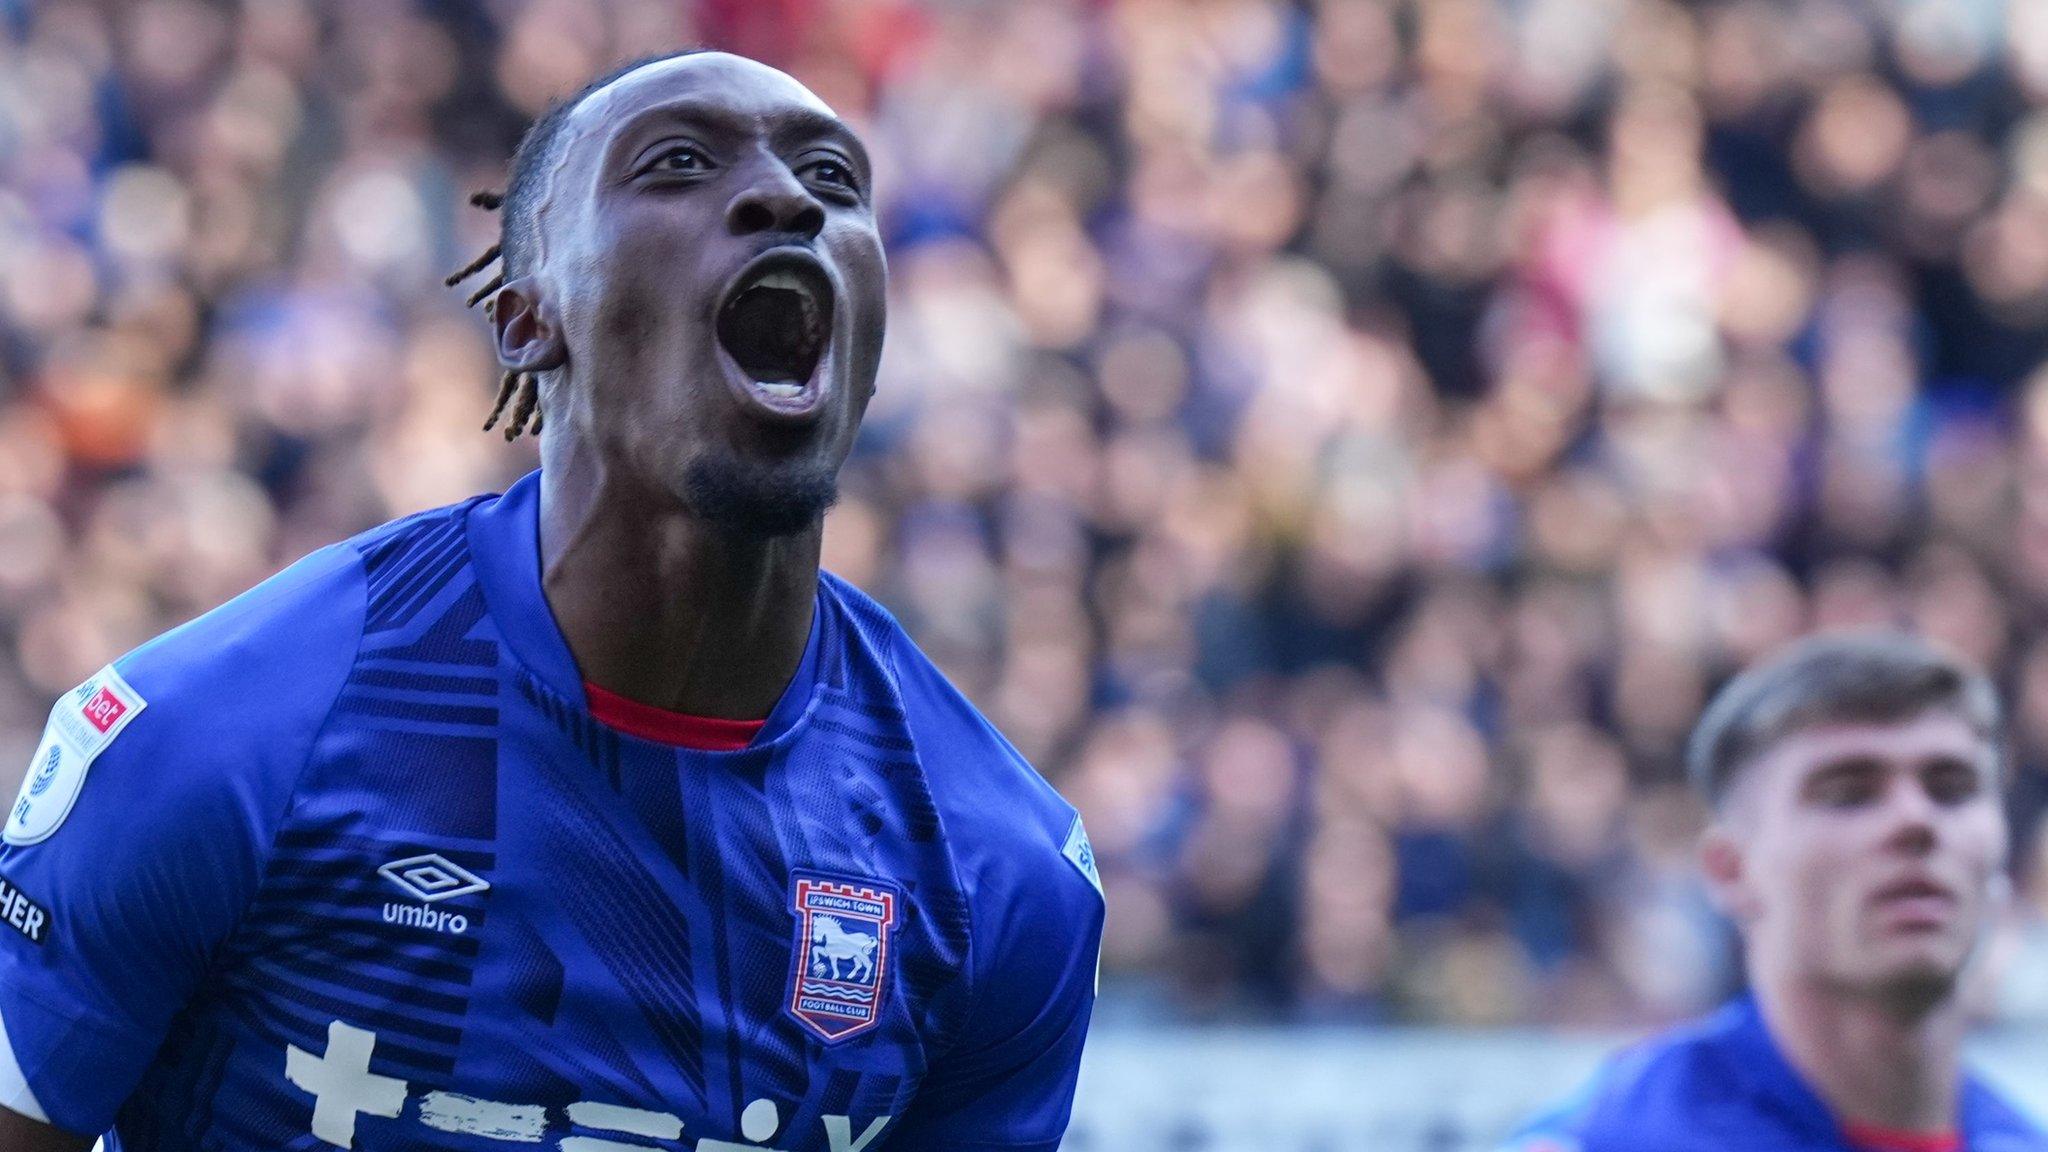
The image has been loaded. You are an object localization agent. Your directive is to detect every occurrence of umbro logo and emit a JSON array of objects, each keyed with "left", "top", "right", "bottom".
[
  {"left": 378, "top": 854, "right": 489, "bottom": 903},
  {"left": 379, "top": 854, "right": 488, "bottom": 936}
]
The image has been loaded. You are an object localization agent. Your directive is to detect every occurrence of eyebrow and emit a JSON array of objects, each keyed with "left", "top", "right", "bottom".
[
  {"left": 1917, "top": 752, "right": 1988, "bottom": 777},
  {"left": 604, "top": 98, "right": 871, "bottom": 177},
  {"left": 1800, "top": 749, "right": 1990, "bottom": 785},
  {"left": 1802, "top": 755, "right": 1885, "bottom": 783}
]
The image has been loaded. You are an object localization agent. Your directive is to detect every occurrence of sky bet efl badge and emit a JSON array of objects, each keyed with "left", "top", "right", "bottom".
[
  {"left": 785, "top": 872, "right": 900, "bottom": 1043},
  {"left": 6, "top": 664, "right": 146, "bottom": 846}
]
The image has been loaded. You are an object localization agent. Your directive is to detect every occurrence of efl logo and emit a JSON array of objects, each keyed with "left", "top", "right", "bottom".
[
  {"left": 27, "top": 746, "right": 60, "bottom": 797},
  {"left": 7, "top": 664, "right": 146, "bottom": 847},
  {"left": 79, "top": 685, "right": 127, "bottom": 733},
  {"left": 785, "top": 873, "right": 900, "bottom": 1043}
]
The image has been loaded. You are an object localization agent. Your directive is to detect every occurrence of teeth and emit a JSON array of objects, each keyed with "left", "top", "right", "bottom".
[
  {"left": 755, "top": 381, "right": 805, "bottom": 398},
  {"left": 754, "top": 270, "right": 812, "bottom": 296}
]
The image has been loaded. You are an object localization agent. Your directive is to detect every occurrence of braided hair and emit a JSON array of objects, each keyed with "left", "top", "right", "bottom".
[{"left": 446, "top": 49, "right": 708, "bottom": 440}]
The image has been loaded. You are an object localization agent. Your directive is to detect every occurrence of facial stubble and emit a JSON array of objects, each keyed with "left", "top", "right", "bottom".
[{"left": 682, "top": 451, "right": 841, "bottom": 540}]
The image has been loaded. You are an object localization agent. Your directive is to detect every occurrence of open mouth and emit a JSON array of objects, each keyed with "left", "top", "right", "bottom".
[{"left": 716, "top": 255, "right": 834, "bottom": 399}]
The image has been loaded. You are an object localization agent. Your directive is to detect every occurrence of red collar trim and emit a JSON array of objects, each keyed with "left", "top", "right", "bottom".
[
  {"left": 583, "top": 682, "right": 766, "bottom": 751},
  {"left": 1841, "top": 1122, "right": 1961, "bottom": 1152}
]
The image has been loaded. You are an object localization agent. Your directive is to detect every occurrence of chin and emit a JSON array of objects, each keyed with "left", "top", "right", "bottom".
[
  {"left": 1853, "top": 945, "right": 1970, "bottom": 1007},
  {"left": 680, "top": 453, "right": 841, "bottom": 540}
]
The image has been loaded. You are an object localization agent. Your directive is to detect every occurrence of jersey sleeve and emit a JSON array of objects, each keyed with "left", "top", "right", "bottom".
[
  {"left": 0, "top": 542, "right": 364, "bottom": 1134},
  {"left": 1496, "top": 1108, "right": 1594, "bottom": 1152},
  {"left": 879, "top": 621, "right": 1107, "bottom": 1151},
  {"left": 1495, "top": 1038, "right": 1684, "bottom": 1152},
  {"left": 886, "top": 823, "right": 1105, "bottom": 1151},
  {"left": 1494, "top": 1056, "right": 1621, "bottom": 1152}
]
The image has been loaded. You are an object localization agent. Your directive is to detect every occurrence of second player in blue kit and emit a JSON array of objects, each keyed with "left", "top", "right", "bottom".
[
  {"left": 0, "top": 49, "right": 1105, "bottom": 1152},
  {"left": 1501, "top": 635, "right": 2047, "bottom": 1152}
]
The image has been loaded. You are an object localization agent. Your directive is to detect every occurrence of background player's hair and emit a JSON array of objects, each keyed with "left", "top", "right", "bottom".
[
  {"left": 446, "top": 48, "right": 709, "bottom": 440},
  {"left": 1686, "top": 632, "right": 2003, "bottom": 809}
]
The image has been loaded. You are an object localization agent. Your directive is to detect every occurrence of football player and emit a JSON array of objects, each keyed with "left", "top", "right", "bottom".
[
  {"left": 0, "top": 50, "right": 1104, "bottom": 1152},
  {"left": 1502, "top": 633, "right": 2045, "bottom": 1151}
]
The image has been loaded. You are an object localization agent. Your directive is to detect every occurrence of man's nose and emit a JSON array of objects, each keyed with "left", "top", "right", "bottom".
[
  {"left": 1881, "top": 778, "right": 1941, "bottom": 853},
  {"left": 726, "top": 161, "right": 825, "bottom": 240}
]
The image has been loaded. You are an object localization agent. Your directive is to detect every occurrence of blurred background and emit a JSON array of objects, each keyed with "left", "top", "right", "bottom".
[{"left": 3, "top": 0, "right": 2048, "bottom": 1145}]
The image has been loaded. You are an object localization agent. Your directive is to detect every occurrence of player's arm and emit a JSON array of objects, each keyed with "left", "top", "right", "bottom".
[
  {"left": 0, "top": 1104, "right": 93, "bottom": 1152},
  {"left": 884, "top": 816, "right": 1106, "bottom": 1152},
  {"left": 0, "top": 658, "right": 283, "bottom": 1135},
  {"left": 0, "top": 545, "right": 362, "bottom": 1134},
  {"left": 875, "top": 617, "right": 1108, "bottom": 1150}
]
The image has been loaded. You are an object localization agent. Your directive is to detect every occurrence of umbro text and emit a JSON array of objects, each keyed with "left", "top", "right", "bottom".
[{"left": 382, "top": 902, "right": 468, "bottom": 935}]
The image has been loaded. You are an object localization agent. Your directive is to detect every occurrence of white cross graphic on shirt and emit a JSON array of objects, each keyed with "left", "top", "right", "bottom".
[
  {"left": 276, "top": 1015, "right": 894, "bottom": 1151},
  {"left": 285, "top": 1020, "right": 408, "bottom": 1147}
]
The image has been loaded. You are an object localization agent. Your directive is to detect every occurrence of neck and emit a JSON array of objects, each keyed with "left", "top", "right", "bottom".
[
  {"left": 1753, "top": 970, "right": 1966, "bottom": 1134},
  {"left": 537, "top": 445, "right": 819, "bottom": 721}
]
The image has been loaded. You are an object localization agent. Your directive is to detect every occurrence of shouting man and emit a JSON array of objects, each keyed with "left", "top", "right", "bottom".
[
  {"left": 0, "top": 50, "right": 1104, "bottom": 1152},
  {"left": 1503, "top": 633, "right": 2046, "bottom": 1151}
]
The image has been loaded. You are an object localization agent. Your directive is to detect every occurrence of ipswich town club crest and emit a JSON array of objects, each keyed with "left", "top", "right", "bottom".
[{"left": 785, "top": 872, "right": 900, "bottom": 1043}]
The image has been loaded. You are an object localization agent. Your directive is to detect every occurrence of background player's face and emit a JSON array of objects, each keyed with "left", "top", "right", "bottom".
[
  {"left": 1704, "top": 710, "right": 2007, "bottom": 1000},
  {"left": 511, "top": 53, "right": 885, "bottom": 535}
]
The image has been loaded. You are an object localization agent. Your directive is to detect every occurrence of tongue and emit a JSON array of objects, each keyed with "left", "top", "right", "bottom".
[{"left": 720, "top": 286, "right": 814, "bottom": 383}]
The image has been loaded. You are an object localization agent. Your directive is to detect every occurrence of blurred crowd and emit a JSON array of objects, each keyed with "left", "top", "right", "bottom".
[{"left": 6, "top": 0, "right": 2048, "bottom": 1028}]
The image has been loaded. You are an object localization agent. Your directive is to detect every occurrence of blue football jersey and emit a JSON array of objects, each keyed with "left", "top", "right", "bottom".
[
  {"left": 0, "top": 470, "right": 1106, "bottom": 1151},
  {"left": 1501, "top": 998, "right": 2048, "bottom": 1152}
]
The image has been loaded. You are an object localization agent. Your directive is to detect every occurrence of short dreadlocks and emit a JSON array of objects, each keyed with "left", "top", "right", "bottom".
[{"left": 447, "top": 49, "right": 709, "bottom": 440}]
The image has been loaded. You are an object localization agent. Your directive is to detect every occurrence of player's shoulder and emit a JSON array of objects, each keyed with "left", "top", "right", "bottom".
[
  {"left": 72, "top": 500, "right": 480, "bottom": 784},
  {"left": 1, "top": 505, "right": 453, "bottom": 853},
  {"left": 115, "top": 499, "right": 480, "bottom": 723},
  {"left": 817, "top": 571, "right": 1070, "bottom": 822},
  {"left": 1501, "top": 1004, "right": 1766, "bottom": 1152},
  {"left": 103, "top": 542, "right": 360, "bottom": 754},
  {"left": 1966, "top": 1075, "right": 2048, "bottom": 1150},
  {"left": 819, "top": 571, "right": 1103, "bottom": 918}
]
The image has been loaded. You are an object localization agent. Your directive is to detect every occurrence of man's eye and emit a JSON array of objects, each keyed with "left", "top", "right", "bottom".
[
  {"left": 647, "top": 146, "right": 711, "bottom": 174},
  {"left": 1924, "top": 765, "right": 1983, "bottom": 805},
  {"left": 803, "top": 159, "right": 858, "bottom": 192},
  {"left": 1810, "top": 773, "right": 1880, "bottom": 808}
]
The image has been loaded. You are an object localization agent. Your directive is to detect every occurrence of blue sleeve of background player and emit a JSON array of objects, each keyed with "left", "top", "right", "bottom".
[
  {"left": 1495, "top": 1040, "right": 1683, "bottom": 1152},
  {"left": 0, "top": 543, "right": 363, "bottom": 1134},
  {"left": 881, "top": 628, "right": 1108, "bottom": 1151},
  {"left": 1496, "top": 1099, "right": 1598, "bottom": 1152}
]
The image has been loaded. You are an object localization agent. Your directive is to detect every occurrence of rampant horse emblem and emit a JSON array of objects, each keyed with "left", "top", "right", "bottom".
[
  {"left": 786, "top": 873, "right": 900, "bottom": 1043},
  {"left": 810, "top": 915, "right": 879, "bottom": 982}
]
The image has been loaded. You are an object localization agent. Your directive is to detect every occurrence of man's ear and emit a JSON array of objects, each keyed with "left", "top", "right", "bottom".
[
  {"left": 1700, "top": 823, "right": 1760, "bottom": 926},
  {"left": 491, "top": 276, "right": 567, "bottom": 373}
]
